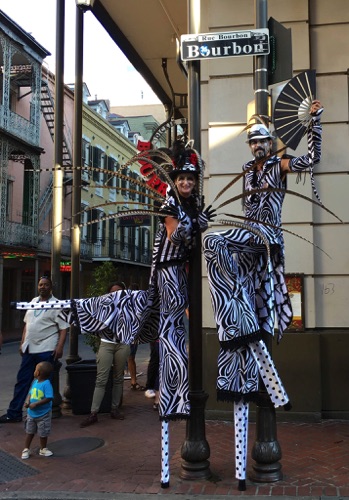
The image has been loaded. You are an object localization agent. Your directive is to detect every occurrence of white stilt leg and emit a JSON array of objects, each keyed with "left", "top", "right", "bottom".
[
  {"left": 250, "top": 340, "right": 289, "bottom": 408},
  {"left": 161, "top": 420, "right": 170, "bottom": 488},
  {"left": 234, "top": 400, "right": 249, "bottom": 490}
]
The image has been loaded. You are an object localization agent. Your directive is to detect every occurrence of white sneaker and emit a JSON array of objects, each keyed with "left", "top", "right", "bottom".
[
  {"left": 21, "top": 448, "right": 30, "bottom": 460},
  {"left": 145, "top": 389, "right": 156, "bottom": 399},
  {"left": 39, "top": 448, "right": 53, "bottom": 457}
]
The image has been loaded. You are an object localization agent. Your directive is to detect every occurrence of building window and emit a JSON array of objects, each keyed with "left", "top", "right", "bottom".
[
  {"left": 87, "top": 208, "right": 98, "bottom": 243},
  {"left": 92, "top": 146, "right": 103, "bottom": 182},
  {"left": 82, "top": 139, "right": 91, "bottom": 184}
]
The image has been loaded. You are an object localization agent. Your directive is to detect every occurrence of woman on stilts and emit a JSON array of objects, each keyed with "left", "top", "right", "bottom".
[{"left": 151, "top": 140, "right": 215, "bottom": 487}]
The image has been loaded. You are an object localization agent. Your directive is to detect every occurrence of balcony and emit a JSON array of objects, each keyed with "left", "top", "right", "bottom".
[
  {"left": 38, "top": 231, "right": 71, "bottom": 256},
  {"left": 0, "top": 105, "right": 39, "bottom": 147},
  {"left": 80, "top": 238, "right": 152, "bottom": 265},
  {"left": 5, "top": 230, "right": 153, "bottom": 265},
  {"left": 2, "top": 221, "right": 38, "bottom": 247}
]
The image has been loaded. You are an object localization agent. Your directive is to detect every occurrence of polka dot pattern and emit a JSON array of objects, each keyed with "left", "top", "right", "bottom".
[
  {"left": 234, "top": 401, "right": 249, "bottom": 480},
  {"left": 161, "top": 420, "right": 170, "bottom": 485},
  {"left": 250, "top": 340, "right": 289, "bottom": 407}
]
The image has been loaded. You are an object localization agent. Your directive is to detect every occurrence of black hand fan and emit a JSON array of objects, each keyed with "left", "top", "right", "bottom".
[{"left": 273, "top": 70, "right": 316, "bottom": 150}]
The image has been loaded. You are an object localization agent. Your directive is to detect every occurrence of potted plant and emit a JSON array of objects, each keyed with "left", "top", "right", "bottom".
[
  {"left": 66, "top": 262, "right": 121, "bottom": 414},
  {"left": 83, "top": 261, "right": 121, "bottom": 353}
]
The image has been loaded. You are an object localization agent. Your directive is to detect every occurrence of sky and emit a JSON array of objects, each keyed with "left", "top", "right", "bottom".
[{"left": 0, "top": 0, "right": 161, "bottom": 106}]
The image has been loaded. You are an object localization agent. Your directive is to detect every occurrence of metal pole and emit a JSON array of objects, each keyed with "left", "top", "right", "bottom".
[
  {"left": 254, "top": 0, "right": 269, "bottom": 117},
  {"left": 180, "top": 0, "right": 211, "bottom": 481},
  {"left": 0, "top": 256, "right": 3, "bottom": 333},
  {"left": 51, "top": 0, "right": 65, "bottom": 298},
  {"left": 62, "top": 3, "right": 83, "bottom": 409},
  {"left": 66, "top": 3, "right": 83, "bottom": 365},
  {"left": 50, "top": 0, "right": 65, "bottom": 418},
  {"left": 249, "top": 0, "right": 283, "bottom": 483}
]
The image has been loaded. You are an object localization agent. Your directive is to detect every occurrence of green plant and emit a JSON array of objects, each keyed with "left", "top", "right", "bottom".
[{"left": 84, "top": 262, "right": 120, "bottom": 354}]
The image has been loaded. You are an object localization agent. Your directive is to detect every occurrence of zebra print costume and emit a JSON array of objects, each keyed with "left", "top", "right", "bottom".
[
  {"left": 62, "top": 191, "right": 207, "bottom": 423},
  {"left": 151, "top": 192, "right": 207, "bottom": 421},
  {"left": 203, "top": 114, "right": 322, "bottom": 483}
]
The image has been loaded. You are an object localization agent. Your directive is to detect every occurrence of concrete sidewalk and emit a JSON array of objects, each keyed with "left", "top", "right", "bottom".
[{"left": 0, "top": 339, "right": 348, "bottom": 499}]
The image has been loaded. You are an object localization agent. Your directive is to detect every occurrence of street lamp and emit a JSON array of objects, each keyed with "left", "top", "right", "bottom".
[{"left": 76, "top": 0, "right": 95, "bottom": 11}]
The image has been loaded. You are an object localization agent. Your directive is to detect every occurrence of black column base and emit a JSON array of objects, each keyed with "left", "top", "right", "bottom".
[
  {"left": 249, "top": 399, "right": 283, "bottom": 483},
  {"left": 181, "top": 459, "right": 211, "bottom": 480},
  {"left": 250, "top": 459, "right": 283, "bottom": 483},
  {"left": 180, "top": 390, "right": 211, "bottom": 480}
]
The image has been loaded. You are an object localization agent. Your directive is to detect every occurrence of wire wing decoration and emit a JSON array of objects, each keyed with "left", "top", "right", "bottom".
[{"left": 273, "top": 70, "right": 316, "bottom": 150}]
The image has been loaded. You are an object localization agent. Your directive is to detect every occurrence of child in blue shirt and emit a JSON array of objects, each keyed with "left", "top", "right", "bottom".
[{"left": 21, "top": 361, "right": 54, "bottom": 459}]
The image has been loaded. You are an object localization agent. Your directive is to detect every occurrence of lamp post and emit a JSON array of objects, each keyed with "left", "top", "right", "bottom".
[
  {"left": 62, "top": 1, "right": 89, "bottom": 410},
  {"left": 50, "top": 0, "right": 65, "bottom": 418},
  {"left": 65, "top": 1, "right": 85, "bottom": 366},
  {"left": 75, "top": 0, "right": 95, "bottom": 7},
  {"left": 51, "top": 0, "right": 65, "bottom": 298},
  {"left": 249, "top": 0, "right": 283, "bottom": 483},
  {"left": 180, "top": 0, "right": 211, "bottom": 481}
]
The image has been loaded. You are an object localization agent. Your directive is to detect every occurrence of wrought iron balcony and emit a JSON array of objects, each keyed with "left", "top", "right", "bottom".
[
  {"left": 2, "top": 221, "right": 38, "bottom": 247},
  {"left": 38, "top": 231, "right": 72, "bottom": 256},
  {"left": 44, "top": 231, "right": 153, "bottom": 266},
  {"left": 0, "top": 105, "right": 40, "bottom": 147},
  {"left": 80, "top": 238, "right": 152, "bottom": 265}
]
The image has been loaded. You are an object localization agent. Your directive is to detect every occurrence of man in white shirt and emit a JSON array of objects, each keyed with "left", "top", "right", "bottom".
[{"left": 0, "top": 276, "right": 68, "bottom": 423}]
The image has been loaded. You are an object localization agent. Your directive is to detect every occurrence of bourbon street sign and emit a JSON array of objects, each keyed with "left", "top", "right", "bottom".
[{"left": 181, "top": 28, "right": 269, "bottom": 61}]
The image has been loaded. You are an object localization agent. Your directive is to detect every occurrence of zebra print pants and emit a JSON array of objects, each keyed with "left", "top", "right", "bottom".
[
  {"left": 203, "top": 228, "right": 289, "bottom": 403},
  {"left": 155, "top": 263, "right": 190, "bottom": 421}
]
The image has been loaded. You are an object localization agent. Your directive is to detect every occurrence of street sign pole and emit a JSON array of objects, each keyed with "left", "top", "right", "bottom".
[
  {"left": 249, "top": 0, "right": 283, "bottom": 483},
  {"left": 180, "top": 0, "right": 211, "bottom": 482}
]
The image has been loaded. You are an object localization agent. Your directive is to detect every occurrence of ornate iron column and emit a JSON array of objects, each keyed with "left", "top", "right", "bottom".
[{"left": 180, "top": 0, "right": 211, "bottom": 481}]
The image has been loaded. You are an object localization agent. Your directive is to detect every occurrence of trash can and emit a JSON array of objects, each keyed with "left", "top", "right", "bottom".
[{"left": 66, "top": 360, "right": 112, "bottom": 415}]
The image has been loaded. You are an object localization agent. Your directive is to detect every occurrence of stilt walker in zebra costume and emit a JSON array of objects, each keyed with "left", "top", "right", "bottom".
[
  {"left": 39, "top": 139, "right": 213, "bottom": 488},
  {"left": 151, "top": 140, "right": 215, "bottom": 487},
  {"left": 203, "top": 100, "right": 324, "bottom": 491}
]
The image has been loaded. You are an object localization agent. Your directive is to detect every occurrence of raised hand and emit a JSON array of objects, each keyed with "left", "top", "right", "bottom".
[
  {"left": 310, "top": 100, "right": 324, "bottom": 117},
  {"left": 203, "top": 204, "right": 216, "bottom": 221},
  {"left": 197, "top": 204, "right": 216, "bottom": 230}
]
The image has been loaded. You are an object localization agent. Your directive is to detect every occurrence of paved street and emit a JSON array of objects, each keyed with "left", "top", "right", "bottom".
[{"left": 0, "top": 336, "right": 349, "bottom": 500}]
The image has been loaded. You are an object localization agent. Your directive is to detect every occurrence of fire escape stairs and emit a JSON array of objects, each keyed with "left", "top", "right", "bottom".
[{"left": 39, "top": 79, "right": 73, "bottom": 224}]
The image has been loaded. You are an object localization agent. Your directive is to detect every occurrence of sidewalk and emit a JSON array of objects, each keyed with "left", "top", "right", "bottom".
[{"left": 0, "top": 341, "right": 348, "bottom": 499}]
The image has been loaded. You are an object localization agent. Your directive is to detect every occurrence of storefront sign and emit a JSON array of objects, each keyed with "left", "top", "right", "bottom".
[{"left": 60, "top": 261, "right": 71, "bottom": 272}]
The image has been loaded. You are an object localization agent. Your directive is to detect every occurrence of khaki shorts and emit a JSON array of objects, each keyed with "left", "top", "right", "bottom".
[{"left": 25, "top": 411, "right": 52, "bottom": 438}]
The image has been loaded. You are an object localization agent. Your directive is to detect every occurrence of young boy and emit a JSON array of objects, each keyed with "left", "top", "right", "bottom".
[{"left": 21, "top": 361, "right": 54, "bottom": 459}]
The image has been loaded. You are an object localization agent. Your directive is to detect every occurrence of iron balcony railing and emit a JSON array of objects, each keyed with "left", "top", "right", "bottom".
[
  {"left": 2, "top": 227, "right": 152, "bottom": 266},
  {"left": 0, "top": 105, "right": 40, "bottom": 147},
  {"left": 80, "top": 238, "right": 152, "bottom": 265},
  {"left": 3, "top": 221, "right": 38, "bottom": 247},
  {"left": 38, "top": 231, "right": 72, "bottom": 256}
]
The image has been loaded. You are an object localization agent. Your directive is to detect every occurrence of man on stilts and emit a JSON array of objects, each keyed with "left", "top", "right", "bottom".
[{"left": 203, "top": 100, "right": 324, "bottom": 490}]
